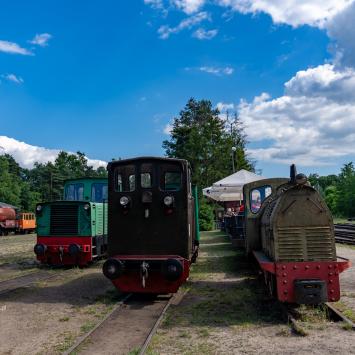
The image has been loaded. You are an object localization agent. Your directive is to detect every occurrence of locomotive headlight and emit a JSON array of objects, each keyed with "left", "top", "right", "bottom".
[
  {"left": 120, "top": 196, "right": 130, "bottom": 206},
  {"left": 83, "top": 203, "right": 90, "bottom": 210},
  {"left": 163, "top": 195, "right": 174, "bottom": 206},
  {"left": 36, "top": 205, "right": 42, "bottom": 212}
]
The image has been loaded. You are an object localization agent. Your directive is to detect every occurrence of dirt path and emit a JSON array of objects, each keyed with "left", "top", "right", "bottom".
[
  {"left": 336, "top": 244, "right": 355, "bottom": 318},
  {"left": 148, "top": 231, "right": 355, "bottom": 355},
  {"left": 0, "top": 264, "right": 117, "bottom": 355}
]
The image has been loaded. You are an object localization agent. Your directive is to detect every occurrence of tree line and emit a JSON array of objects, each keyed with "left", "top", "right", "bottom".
[
  {"left": 2, "top": 98, "right": 352, "bottom": 226},
  {"left": 0, "top": 151, "right": 107, "bottom": 212},
  {"left": 309, "top": 162, "right": 355, "bottom": 218}
]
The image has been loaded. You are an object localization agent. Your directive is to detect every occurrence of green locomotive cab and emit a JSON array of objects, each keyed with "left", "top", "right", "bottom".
[{"left": 34, "top": 178, "right": 108, "bottom": 266}]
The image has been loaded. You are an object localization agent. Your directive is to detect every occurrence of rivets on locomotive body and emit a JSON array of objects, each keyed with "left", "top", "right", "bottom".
[
  {"left": 316, "top": 265, "right": 321, "bottom": 270},
  {"left": 328, "top": 265, "right": 332, "bottom": 269},
  {"left": 331, "top": 297, "right": 336, "bottom": 301},
  {"left": 283, "top": 290, "right": 288, "bottom": 294},
  {"left": 329, "top": 279, "right": 333, "bottom": 284},
  {"left": 329, "top": 272, "right": 333, "bottom": 276},
  {"left": 283, "top": 280, "right": 287, "bottom": 284},
  {"left": 282, "top": 265, "right": 286, "bottom": 270},
  {"left": 293, "top": 265, "right": 297, "bottom": 270},
  {"left": 282, "top": 272, "right": 287, "bottom": 277},
  {"left": 305, "top": 265, "right": 309, "bottom": 270},
  {"left": 330, "top": 289, "right": 334, "bottom": 294}
]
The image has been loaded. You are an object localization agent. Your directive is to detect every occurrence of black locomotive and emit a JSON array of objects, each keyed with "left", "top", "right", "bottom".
[{"left": 102, "top": 157, "right": 199, "bottom": 293}]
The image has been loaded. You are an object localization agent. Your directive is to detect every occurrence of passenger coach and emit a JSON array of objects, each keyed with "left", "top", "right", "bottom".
[{"left": 103, "top": 157, "right": 199, "bottom": 294}]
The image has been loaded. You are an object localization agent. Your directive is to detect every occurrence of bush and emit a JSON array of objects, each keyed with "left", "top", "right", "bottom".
[{"left": 199, "top": 200, "right": 214, "bottom": 231}]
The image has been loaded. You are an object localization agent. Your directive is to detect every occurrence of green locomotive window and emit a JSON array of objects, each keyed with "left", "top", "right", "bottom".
[
  {"left": 91, "top": 183, "right": 108, "bottom": 202},
  {"left": 65, "top": 183, "right": 84, "bottom": 201},
  {"left": 250, "top": 186, "right": 272, "bottom": 213},
  {"left": 164, "top": 172, "right": 181, "bottom": 191},
  {"left": 141, "top": 173, "right": 152, "bottom": 188}
]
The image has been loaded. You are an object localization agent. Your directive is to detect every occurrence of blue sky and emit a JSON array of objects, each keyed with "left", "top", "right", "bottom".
[{"left": 1, "top": 0, "right": 355, "bottom": 178}]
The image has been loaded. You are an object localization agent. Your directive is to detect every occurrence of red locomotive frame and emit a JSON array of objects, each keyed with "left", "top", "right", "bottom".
[
  {"left": 254, "top": 251, "right": 351, "bottom": 303},
  {"left": 35, "top": 236, "right": 93, "bottom": 266},
  {"left": 109, "top": 255, "right": 191, "bottom": 294}
]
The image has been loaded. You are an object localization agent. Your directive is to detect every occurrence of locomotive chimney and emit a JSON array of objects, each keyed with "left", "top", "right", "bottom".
[{"left": 290, "top": 164, "right": 297, "bottom": 184}]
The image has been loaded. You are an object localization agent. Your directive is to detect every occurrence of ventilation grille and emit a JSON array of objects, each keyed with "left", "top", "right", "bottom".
[
  {"left": 276, "top": 226, "right": 334, "bottom": 262},
  {"left": 277, "top": 227, "right": 304, "bottom": 261},
  {"left": 305, "top": 226, "right": 334, "bottom": 260},
  {"left": 50, "top": 205, "right": 79, "bottom": 235}
]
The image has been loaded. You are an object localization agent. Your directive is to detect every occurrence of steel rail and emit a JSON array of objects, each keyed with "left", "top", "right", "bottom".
[
  {"left": 325, "top": 302, "right": 355, "bottom": 330},
  {"left": 62, "top": 293, "right": 133, "bottom": 355},
  {"left": 0, "top": 269, "right": 65, "bottom": 296}
]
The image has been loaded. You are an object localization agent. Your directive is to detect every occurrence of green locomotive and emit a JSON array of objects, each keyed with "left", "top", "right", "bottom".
[{"left": 34, "top": 178, "right": 108, "bottom": 266}]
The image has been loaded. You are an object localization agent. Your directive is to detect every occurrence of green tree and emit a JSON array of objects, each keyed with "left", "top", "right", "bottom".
[
  {"left": 163, "top": 98, "right": 253, "bottom": 189},
  {"left": 324, "top": 185, "right": 338, "bottom": 215},
  {"left": 163, "top": 98, "right": 254, "bottom": 230},
  {"left": 336, "top": 162, "right": 355, "bottom": 217},
  {"left": 0, "top": 156, "right": 22, "bottom": 207}
]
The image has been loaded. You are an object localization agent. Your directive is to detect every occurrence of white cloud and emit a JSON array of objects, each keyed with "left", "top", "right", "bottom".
[
  {"left": 192, "top": 28, "right": 218, "bottom": 39},
  {"left": 216, "top": 0, "right": 353, "bottom": 28},
  {"left": 326, "top": 2, "right": 355, "bottom": 68},
  {"left": 158, "top": 11, "right": 210, "bottom": 39},
  {"left": 285, "top": 64, "right": 355, "bottom": 102},
  {"left": 0, "top": 136, "right": 107, "bottom": 169},
  {"left": 1, "top": 74, "right": 24, "bottom": 84},
  {"left": 163, "top": 123, "right": 173, "bottom": 135},
  {"left": 172, "top": 0, "right": 205, "bottom": 14},
  {"left": 216, "top": 102, "right": 234, "bottom": 111},
  {"left": 0, "top": 40, "right": 33, "bottom": 55},
  {"left": 199, "top": 66, "right": 234, "bottom": 75},
  {"left": 28, "top": 33, "right": 52, "bottom": 47},
  {"left": 239, "top": 64, "right": 355, "bottom": 166}
]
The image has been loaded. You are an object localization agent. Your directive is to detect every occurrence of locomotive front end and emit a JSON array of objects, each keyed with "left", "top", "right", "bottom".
[
  {"left": 103, "top": 157, "right": 199, "bottom": 294},
  {"left": 34, "top": 178, "right": 108, "bottom": 266},
  {"left": 35, "top": 201, "right": 96, "bottom": 266},
  {"left": 245, "top": 166, "right": 351, "bottom": 304}
]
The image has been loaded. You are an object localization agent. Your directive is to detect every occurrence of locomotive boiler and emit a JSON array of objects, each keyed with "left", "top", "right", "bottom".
[{"left": 243, "top": 165, "right": 350, "bottom": 304}]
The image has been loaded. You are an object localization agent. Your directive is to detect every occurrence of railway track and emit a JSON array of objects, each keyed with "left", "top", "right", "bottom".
[
  {"left": 63, "top": 290, "right": 185, "bottom": 355},
  {"left": 334, "top": 224, "right": 355, "bottom": 245},
  {"left": 0, "top": 269, "right": 62, "bottom": 296},
  {"left": 284, "top": 302, "right": 355, "bottom": 336}
]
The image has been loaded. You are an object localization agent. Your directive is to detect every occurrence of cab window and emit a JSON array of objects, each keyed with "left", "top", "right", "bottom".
[
  {"left": 91, "top": 183, "right": 108, "bottom": 202},
  {"left": 115, "top": 165, "right": 136, "bottom": 192},
  {"left": 65, "top": 183, "right": 84, "bottom": 201},
  {"left": 250, "top": 186, "right": 272, "bottom": 213},
  {"left": 141, "top": 173, "right": 152, "bottom": 188},
  {"left": 164, "top": 172, "right": 181, "bottom": 191}
]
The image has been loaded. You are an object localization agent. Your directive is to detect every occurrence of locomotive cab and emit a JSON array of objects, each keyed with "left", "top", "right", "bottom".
[
  {"left": 34, "top": 178, "right": 108, "bottom": 266},
  {"left": 103, "top": 157, "right": 199, "bottom": 294},
  {"left": 242, "top": 166, "right": 350, "bottom": 304}
]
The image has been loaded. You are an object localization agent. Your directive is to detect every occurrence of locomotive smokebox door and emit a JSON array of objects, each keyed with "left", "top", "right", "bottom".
[{"left": 294, "top": 279, "right": 327, "bottom": 304}]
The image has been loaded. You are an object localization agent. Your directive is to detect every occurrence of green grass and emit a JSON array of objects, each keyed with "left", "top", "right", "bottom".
[
  {"left": 334, "top": 302, "right": 355, "bottom": 322},
  {"left": 333, "top": 218, "right": 355, "bottom": 224},
  {"left": 148, "top": 231, "right": 284, "bottom": 354},
  {"left": 54, "top": 332, "right": 77, "bottom": 352}
]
